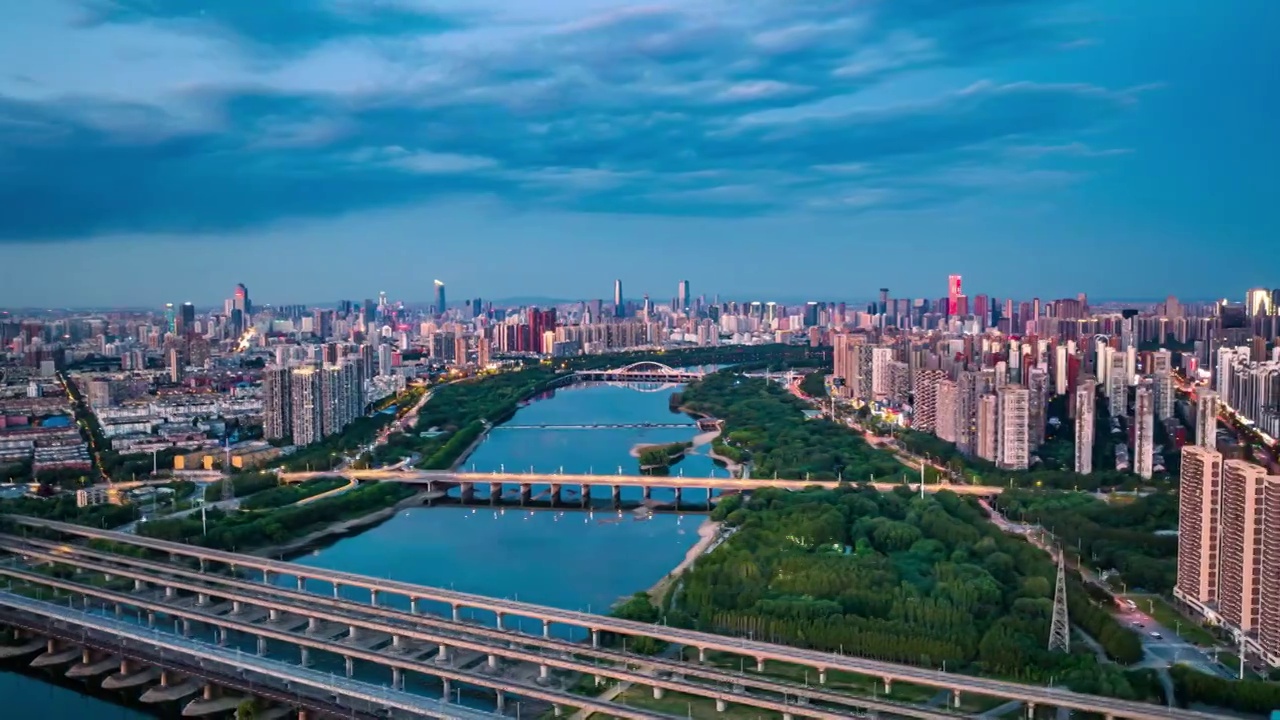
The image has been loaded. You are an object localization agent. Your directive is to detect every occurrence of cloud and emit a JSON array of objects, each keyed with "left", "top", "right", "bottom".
[{"left": 0, "top": 0, "right": 1141, "bottom": 241}]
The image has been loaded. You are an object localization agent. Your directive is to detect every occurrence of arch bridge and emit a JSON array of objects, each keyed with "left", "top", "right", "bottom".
[{"left": 574, "top": 361, "right": 705, "bottom": 383}]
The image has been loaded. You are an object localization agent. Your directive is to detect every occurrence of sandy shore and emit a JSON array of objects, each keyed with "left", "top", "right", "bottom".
[{"left": 646, "top": 517, "right": 721, "bottom": 602}]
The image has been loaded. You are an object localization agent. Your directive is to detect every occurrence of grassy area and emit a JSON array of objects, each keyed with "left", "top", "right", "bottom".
[{"left": 1128, "top": 594, "right": 1218, "bottom": 647}]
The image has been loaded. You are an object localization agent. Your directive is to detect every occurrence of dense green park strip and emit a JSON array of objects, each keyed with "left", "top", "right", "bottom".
[
  {"left": 676, "top": 373, "right": 902, "bottom": 480},
  {"left": 204, "top": 473, "right": 279, "bottom": 502},
  {"left": 798, "top": 370, "right": 828, "bottom": 398},
  {"left": 0, "top": 479, "right": 197, "bottom": 530},
  {"left": 648, "top": 486, "right": 1152, "bottom": 700},
  {"left": 994, "top": 490, "right": 1178, "bottom": 595},
  {"left": 1170, "top": 665, "right": 1280, "bottom": 715},
  {"left": 238, "top": 477, "right": 347, "bottom": 510},
  {"left": 137, "top": 482, "right": 416, "bottom": 551}
]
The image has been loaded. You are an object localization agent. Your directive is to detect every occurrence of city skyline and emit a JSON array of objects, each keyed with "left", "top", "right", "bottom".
[{"left": 1, "top": 1, "right": 1277, "bottom": 306}]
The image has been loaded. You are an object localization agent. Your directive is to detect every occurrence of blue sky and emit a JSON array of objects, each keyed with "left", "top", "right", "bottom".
[{"left": 1, "top": 1, "right": 1276, "bottom": 307}]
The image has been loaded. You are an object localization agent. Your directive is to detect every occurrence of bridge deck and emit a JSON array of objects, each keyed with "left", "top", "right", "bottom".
[{"left": 0, "top": 518, "right": 1225, "bottom": 720}]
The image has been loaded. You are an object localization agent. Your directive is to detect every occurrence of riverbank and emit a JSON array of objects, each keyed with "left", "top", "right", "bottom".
[
  {"left": 247, "top": 490, "right": 430, "bottom": 559},
  {"left": 646, "top": 517, "right": 721, "bottom": 603}
]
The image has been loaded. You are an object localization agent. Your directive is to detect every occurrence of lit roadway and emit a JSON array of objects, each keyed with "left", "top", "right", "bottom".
[
  {"left": 0, "top": 517, "right": 1224, "bottom": 720},
  {"left": 275, "top": 469, "right": 1007, "bottom": 497},
  {"left": 0, "top": 534, "right": 956, "bottom": 720}
]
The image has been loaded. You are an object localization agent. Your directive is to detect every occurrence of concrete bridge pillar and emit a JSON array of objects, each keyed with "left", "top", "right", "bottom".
[
  {"left": 542, "top": 619, "right": 551, "bottom": 638},
  {"left": 591, "top": 629, "right": 600, "bottom": 648},
  {"left": 114, "top": 603, "right": 122, "bottom": 618},
  {"left": 755, "top": 657, "right": 766, "bottom": 673},
  {"left": 45, "top": 639, "right": 57, "bottom": 654},
  {"left": 307, "top": 617, "right": 320, "bottom": 634},
  {"left": 553, "top": 705, "right": 562, "bottom": 717},
  {"left": 782, "top": 713, "right": 793, "bottom": 720},
  {"left": 520, "top": 483, "right": 531, "bottom": 505},
  {"left": 262, "top": 569, "right": 272, "bottom": 584},
  {"left": 257, "top": 636, "right": 267, "bottom": 656},
  {"left": 642, "top": 486, "right": 651, "bottom": 502},
  {"left": 495, "top": 690, "right": 506, "bottom": 712},
  {"left": 952, "top": 689, "right": 961, "bottom": 708},
  {"left": 652, "top": 687, "right": 665, "bottom": 700},
  {"left": 202, "top": 684, "right": 217, "bottom": 702},
  {"left": 119, "top": 659, "right": 134, "bottom": 675},
  {"left": 1026, "top": 702, "right": 1036, "bottom": 718},
  {"left": 160, "top": 670, "right": 173, "bottom": 687},
  {"left": 441, "top": 678, "right": 452, "bottom": 702},
  {"left": 818, "top": 668, "right": 827, "bottom": 685},
  {"left": 550, "top": 484, "right": 561, "bottom": 506},
  {"left": 489, "top": 482, "right": 501, "bottom": 503},
  {"left": 297, "top": 711, "right": 309, "bottom": 720},
  {"left": 231, "top": 600, "right": 243, "bottom": 615},
  {"left": 332, "top": 583, "right": 341, "bottom": 599},
  {"left": 882, "top": 678, "right": 892, "bottom": 695},
  {"left": 487, "top": 654, "right": 498, "bottom": 670},
  {"left": 300, "top": 647, "right": 311, "bottom": 667},
  {"left": 296, "top": 576, "right": 305, "bottom": 591},
  {"left": 392, "top": 667, "right": 403, "bottom": 691},
  {"left": 674, "top": 487, "right": 681, "bottom": 510},
  {"left": 81, "top": 648, "right": 92, "bottom": 664},
  {"left": 133, "top": 579, "right": 145, "bottom": 592},
  {"left": 198, "top": 558, "right": 206, "bottom": 573},
  {"left": 103, "top": 573, "right": 113, "bottom": 583},
  {"left": 611, "top": 485, "right": 621, "bottom": 507},
  {"left": 370, "top": 588, "right": 378, "bottom": 606},
  {"left": 268, "top": 608, "right": 281, "bottom": 622},
  {"left": 181, "top": 619, "right": 191, "bottom": 637},
  {"left": 496, "top": 612, "right": 505, "bottom": 631},
  {"left": 348, "top": 625, "right": 360, "bottom": 641},
  {"left": 196, "top": 593, "right": 209, "bottom": 606},
  {"left": 147, "top": 611, "right": 156, "bottom": 628},
  {"left": 164, "top": 585, "right": 176, "bottom": 599},
  {"left": 436, "top": 643, "right": 450, "bottom": 664},
  {"left": 410, "top": 597, "right": 419, "bottom": 614},
  {"left": 580, "top": 484, "right": 589, "bottom": 507},
  {"left": 344, "top": 656, "right": 354, "bottom": 678},
  {"left": 461, "top": 483, "right": 475, "bottom": 502},
  {"left": 716, "top": 699, "right": 727, "bottom": 712},
  {"left": 697, "top": 647, "right": 707, "bottom": 663},
  {"left": 539, "top": 664, "right": 549, "bottom": 683},
  {"left": 451, "top": 604, "right": 461, "bottom": 622}
]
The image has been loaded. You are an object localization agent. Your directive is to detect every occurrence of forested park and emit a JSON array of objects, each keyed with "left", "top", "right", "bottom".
[
  {"left": 675, "top": 372, "right": 903, "bottom": 481},
  {"left": 636, "top": 486, "right": 1162, "bottom": 701}
]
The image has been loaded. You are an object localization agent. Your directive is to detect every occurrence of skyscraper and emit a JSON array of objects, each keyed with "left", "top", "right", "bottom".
[
  {"left": 1134, "top": 381, "right": 1155, "bottom": 479},
  {"left": 976, "top": 393, "right": 999, "bottom": 463},
  {"left": 1220, "top": 460, "right": 1268, "bottom": 632},
  {"left": 176, "top": 302, "right": 196, "bottom": 337},
  {"left": 263, "top": 366, "right": 291, "bottom": 441},
  {"left": 677, "top": 280, "right": 690, "bottom": 311},
  {"left": 613, "top": 279, "right": 624, "bottom": 317},
  {"left": 912, "top": 370, "right": 946, "bottom": 433},
  {"left": 433, "top": 280, "right": 446, "bottom": 318},
  {"left": 1074, "top": 376, "right": 1097, "bottom": 474},
  {"left": 1175, "top": 446, "right": 1224, "bottom": 613},
  {"left": 1260, "top": 476, "right": 1280, "bottom": 665},
  {"left": 1196, "top": 390, "right": 1219, "bottom": 449},
  {"left": 947, "top": 275, "right": 962, "bottom": 316},
  {"left": 997, "top": 384, "right": 1030, "bottom": 470},
  {"left": 289, "top": 367, "right": 322, "bottom": 446},
  {"left": 936, "top": 380, "right": 959, "bottom": 443}
]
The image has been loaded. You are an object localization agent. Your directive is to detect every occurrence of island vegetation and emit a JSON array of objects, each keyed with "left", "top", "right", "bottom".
[
  {"left": 636, "top": 441, "right": 693, "bottom": 474},
  {"left": 675, "top": 372, "right": 902, "bottom": 481}
]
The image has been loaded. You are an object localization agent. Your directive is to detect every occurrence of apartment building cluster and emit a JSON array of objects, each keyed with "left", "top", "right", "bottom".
[
  {"left": 262, "top": 360, "right": 367, "bottom": 446},
  {"left": 1176, "top": 446, "right": 1280, "bottom": 666},
  {"left": 0, "top": 366, "right": 90, "bottom": 473}
]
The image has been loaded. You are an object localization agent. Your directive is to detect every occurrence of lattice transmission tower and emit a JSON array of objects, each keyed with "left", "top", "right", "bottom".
[{"left": 1048, "top": 548, "right": 1071, "bottom": 653}]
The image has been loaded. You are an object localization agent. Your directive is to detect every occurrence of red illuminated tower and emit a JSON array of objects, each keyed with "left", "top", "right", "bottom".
[{"left": 948, "top": 275, "right": 962, "bottom": 315}]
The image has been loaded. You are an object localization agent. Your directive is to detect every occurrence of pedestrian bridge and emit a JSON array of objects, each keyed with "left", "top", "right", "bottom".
[{"left": 574, "top": 361, "right": 705, "bottom": 383}]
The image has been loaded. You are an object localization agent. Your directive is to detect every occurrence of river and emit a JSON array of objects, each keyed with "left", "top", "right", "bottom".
[{"left": 3, "top": 379, "right": 714, "bottom": 716}]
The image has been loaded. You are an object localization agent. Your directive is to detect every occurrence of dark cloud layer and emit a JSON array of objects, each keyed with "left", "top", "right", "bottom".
[{"left": 0, "top": 0, "right": 1134, "bottom": 241}]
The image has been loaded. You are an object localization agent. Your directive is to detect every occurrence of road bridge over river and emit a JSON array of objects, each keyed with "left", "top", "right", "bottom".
[
  {"left": 276, "top": 469, "right": 1008, "bottom": 499},
  {"left": 0, "top": 517, "right": 1223, "bottom": 720}
]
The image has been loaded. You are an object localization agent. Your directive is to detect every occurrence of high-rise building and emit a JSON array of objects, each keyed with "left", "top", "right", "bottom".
[
  {"left": 1133, "top": 381, "right": 1155, "bottom": 479},
  {"left": 997, "top": 384, "right": 1030, "bottom": 470},
  {"left": 677, "top": 280, "right": 690, "bottom": 311},
  {"left": 1220, "top": 460, "right": 1268, "bottom": 632},
  {"left": 163, "top": 303, "right": 176, "bottom": 335},
  {"left": 976, "top": 393, "right": 999, "bottom": 463},
  {"left": 290, "top": 367, "right": 322, "bottom": 446},
  {"left": 947, "top": 275, "right": 962, "bottom": 316},
  {"left": 912, "top": 370, "right": 946, "bottom": 432},
  {"left": 477, "top": 337, "right": 492, "bottom": 368},
  {"left": 871, "top": 347, "right": 894, "bottom": 399},
  {"left": 1074, "top": 376, "right": 1097, "bottom": 474},
  {"left": 1260, "top": 476, "right": 1280, "bottom": 665},
  {"left": 1246, "top": 288, "right": 1274, "bottom": 317},
  {"left": 263, "top": 366, "right": 291, "bottom": 441},
  {"left": 936, "top": 380, "right": 958, "bottom": 443},
  {"left": 1107, "top": 351, "right": 1127, "bottom": 415},
  {"left": 433, "top": 280, "right": 447, "bottom": 318},
  {"left": 1196, "top": 389, "right": 1219, "bottom": 448},
  {"left": 1026, "top": 367, "right": 1049, "bottom": 448},
  {"left": 613, "top": 279, "right": 624, "bottom": 317},
  {"left": 231, "top": 283, "right": 251, "bottom": 334},
  {"left": 175, "top": 302, "right": 196, "bottom": 337},
  {"left": 1175, "top": 446, "right": 1224, "bottom": 613}
]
